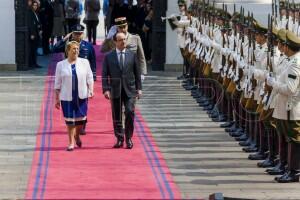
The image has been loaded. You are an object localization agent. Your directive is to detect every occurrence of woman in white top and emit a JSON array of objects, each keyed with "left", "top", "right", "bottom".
[{"left": 54, "top": 41, "right": 94, "bottom": 151}]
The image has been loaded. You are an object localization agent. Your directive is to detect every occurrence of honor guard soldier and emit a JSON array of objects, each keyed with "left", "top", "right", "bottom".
[
  {"left": 265, "top": 28, "right": 290, "bottom": 176},
  {"left": 52, "top": 24, "right": 97, "bottom": 82},
  {"left": 169, "top": 0, "right": 191, "bottom": 80},
  {"left": 267, "top": 30, "right": 300, "bottom": 183}
]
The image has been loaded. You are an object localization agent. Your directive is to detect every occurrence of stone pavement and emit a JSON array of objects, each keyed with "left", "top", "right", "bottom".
[
  {"left": 137, "top": 73, "right": 300, "bottom": 200},
  {"left": 0, "top": 56, "right": 50, "bottom": 199}
]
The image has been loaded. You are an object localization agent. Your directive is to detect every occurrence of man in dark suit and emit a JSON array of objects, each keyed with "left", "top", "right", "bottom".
[{"left": 102, "top": 32, "right": 142, "bottom": 149}]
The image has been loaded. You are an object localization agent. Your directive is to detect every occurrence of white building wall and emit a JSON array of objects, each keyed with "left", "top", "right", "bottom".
[{"left": 0, "top": 0, "right": 16, "bottom": 70}]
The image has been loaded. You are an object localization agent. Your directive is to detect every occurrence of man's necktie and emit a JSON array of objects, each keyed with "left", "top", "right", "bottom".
[{"left": 119, "top": 52, "right": 124, "bottom": 70}]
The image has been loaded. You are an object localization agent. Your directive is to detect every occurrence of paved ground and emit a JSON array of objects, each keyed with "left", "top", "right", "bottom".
[{"left": 0, "top": 56, "right": 50, "bottom": 199}]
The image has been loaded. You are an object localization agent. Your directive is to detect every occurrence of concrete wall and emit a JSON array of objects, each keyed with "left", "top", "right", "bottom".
[{"left": 0, "top": 0, "right": 16, "bottom": 70}]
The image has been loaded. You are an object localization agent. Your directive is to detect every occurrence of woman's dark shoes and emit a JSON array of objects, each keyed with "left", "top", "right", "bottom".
[
  {"left": 66, "top": 145, "right": 74, "bottom": 151},
  {"left": 75, "top": 137, "right": 82, "bottom": 148},
  {"left": 80, "top": 128, "right": 86, "bottom": 135},
  {"left": 113, "top": 139, "right": 124, "bottom": 148},
  {"left": 126, "top": 139, "right": 133, "bottom": 149}
]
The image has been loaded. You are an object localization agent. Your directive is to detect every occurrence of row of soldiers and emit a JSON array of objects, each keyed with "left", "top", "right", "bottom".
[{"left": 169, "top": 0, "right": 300, "bottom": 183}]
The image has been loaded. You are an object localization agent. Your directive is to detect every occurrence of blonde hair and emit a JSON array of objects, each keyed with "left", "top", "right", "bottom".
[{"left": 65, "top": 41, "right": 80, "bottom": 57}]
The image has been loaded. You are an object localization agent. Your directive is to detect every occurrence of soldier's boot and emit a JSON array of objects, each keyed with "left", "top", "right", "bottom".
[
  {"left": 235, "top": 133, "right": 248, "bottom": 142},
  {"left": 203, "top": 103, "right": 214, "bottom": 111},
  {"left": 221, "top": 121, "right": 234, "bottom": 128},
  {"left": 258, "top": 156, "right": 276, "bottom": 168},
  {"left": 209, "top": 110, "right": 218, "bottom": 117},
  {"left": 177, "top": 74, "right": 185, "bottom": 80},
  {"left": 248, "top": 151, "right": 267, "bottom": 160},
  {"left": 276, "top": 170, "right": 299, "bottom": 183},
  {"left": 243, "top": 113, "right": 257, "bottom": 151},
  {"left": 258, "top": 129, "right": 276, "bottom": 168},
  {"left": 267, "top": 134, "right": 288, "bottom": 175},
  {"left": 239, "top": 138, "right": 252, "bottom": 147},
  {"left": 226, "top": 122, "right": 238, "bottom": 133},
  {"left": 266, "top": 161, "right": 287, "bottom": 175},
  {"left": 276, "top": 142, "right": 300, "bottom": 183},
  {"left": 249, "top": 121, "right": 268, "bottom": 160},
  {"left": 230, "top": 128, "right": 244, "bottom": 137},
  {"left": 197, "top": 97, "right": 208, "bottom": 103},
  {"left": 243, "top": 143, "right": 258, "bottom": 153}
]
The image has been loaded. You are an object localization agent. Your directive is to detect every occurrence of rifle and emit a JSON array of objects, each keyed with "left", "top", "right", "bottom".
[
  {"left": 257, "top": 14, "right": 275, "bottom": 119},
  {"left": 250, "top": 12, "right": 257, "bottom": 99},
  {"left": 286, "top": 0, "right": 290, "bottom": 30}
]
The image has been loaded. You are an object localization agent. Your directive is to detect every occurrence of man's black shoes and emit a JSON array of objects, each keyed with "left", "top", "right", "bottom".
[
  {"left": 113, "top": 139, "right": 124, "bottom": 148},
  {"left": 126, "top": 139, "right": 133, "bottom": 149}
]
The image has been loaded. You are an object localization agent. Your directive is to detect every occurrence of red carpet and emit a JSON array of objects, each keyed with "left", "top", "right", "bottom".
[{"left": 25, "top": 42, "right": 181, "bottom": 199}]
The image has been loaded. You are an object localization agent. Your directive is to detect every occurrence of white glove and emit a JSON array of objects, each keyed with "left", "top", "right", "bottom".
[
  {"left": 264, "top": 70, "right": 270, "bottom": 79},
  {"left": 243, "top": 68, "right": 249, "bottom": 75},
  {"left": 267, "top": 76, "right": 276, "bottom": 86},
  {"left": 141, "top": 74, "right": 145, "bottom": 82},
  {"left": 221, "top": 47, "right": 230, "bottom": 56},
  {"left": 107, "top": 25, "right": 117, "bottom": 39},
  {"left": 238, "top": 59, "right": 245, "bottom": 69},
  {"left": 213, "top": 42, "right": 221, "bottom": 51},
  {"left": 170, "top": 14, "right": 177, "bottom": 19},
  {"left": 187, "top": 27, "right": 193, "bottom": 34}
]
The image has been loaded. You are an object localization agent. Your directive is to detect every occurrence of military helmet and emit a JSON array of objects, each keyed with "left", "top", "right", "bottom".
[
  {"left": 254, "top": 21, "right": 268, "bottom": 35},
  {"left": 285, "top": 30, "right": 300, "bottom": 49},
  {"left": 277, "top": 29, "right": 287, "bottom": 43},
  {"left": 178, "top": 0, "right": 186, "bottom": 6}
]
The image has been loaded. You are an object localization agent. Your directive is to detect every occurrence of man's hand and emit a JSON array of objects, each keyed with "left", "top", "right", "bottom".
[
  {"left": 30, "top": 35, "right": 35, "bottom": 40},
  {"left": 137, "top": 90, "right": 142, "bottom": 99},
  {"left": 141, "top": 74, "right": 145, "bottom": 82},
  {"left": 104, "top": 91, "right": 110, "bottom": 100},
  {"left": 63, "top": 32, "right": 73, "bottom": 41}
]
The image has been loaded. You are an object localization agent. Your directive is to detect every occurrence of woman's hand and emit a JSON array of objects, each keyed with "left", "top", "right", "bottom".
[
  {"left": 89, "top": 90, "right": 94, "bottom": 99},
  {"left": 55, "top": 99, "right": 60, "bottom": 109}
]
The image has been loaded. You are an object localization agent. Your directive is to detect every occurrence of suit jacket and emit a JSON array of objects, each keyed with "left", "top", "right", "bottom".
[
  {"left": 28, "top": 9, "right": 42, "bottom": 39},
  {"left": 54, "top": 58, "right": 94, "bottom": 101},
  {"left": 102, "top": 49, "right": 142, "bottom": 99}
]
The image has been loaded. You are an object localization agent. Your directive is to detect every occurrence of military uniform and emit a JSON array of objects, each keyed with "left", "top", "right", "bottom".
[
  {"left": 268, "top": 30, "right": 300, "bottom": 183},
  {"left": 52, "top": 24, "right": 97, "bottom": 81},
  {"left": 100, "top": 17, "right": 147, "bottom": 76},
  {"left": 125, "top": 32, "right": 147, "bottom": 75}
]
